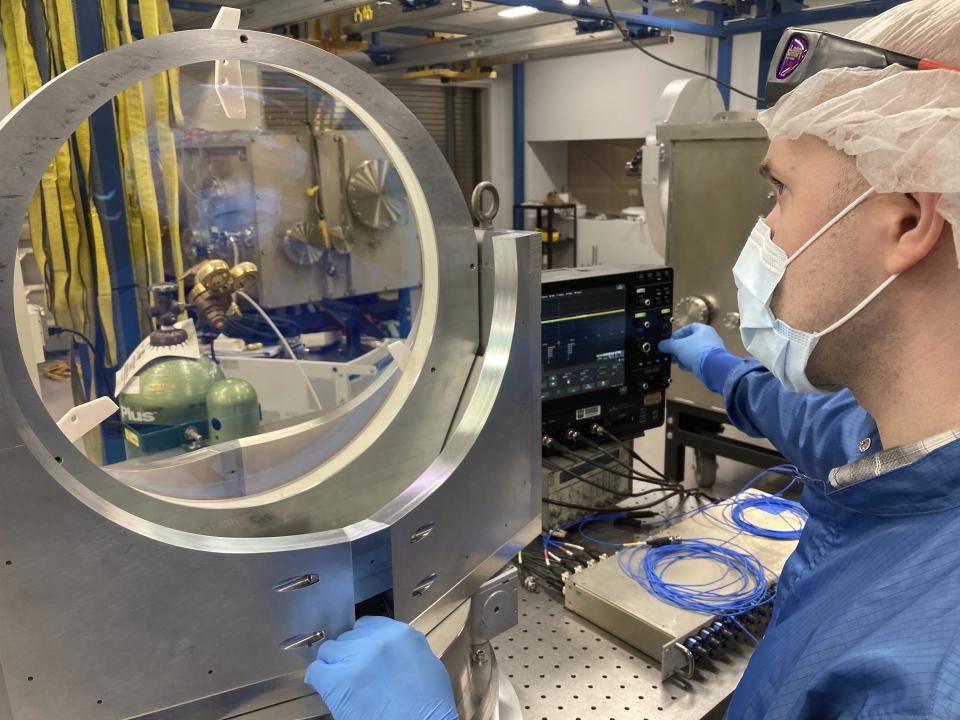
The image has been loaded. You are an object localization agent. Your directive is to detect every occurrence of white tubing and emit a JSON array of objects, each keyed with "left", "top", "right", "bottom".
[{"left": 236, "top": 290, "right": 323, "bottom": 411}]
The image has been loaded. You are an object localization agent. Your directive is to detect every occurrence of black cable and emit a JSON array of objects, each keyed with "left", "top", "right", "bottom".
[
  {"left": 523, "top": 569, "right": 564, "bottom": 592},
  {"left": 516, "top": 556, "right": 565, "bottom": 589},
  {"left": 573, "top": 432, "right": 678, "bottom": 485},
  {"left": 547, "top": 438, "right": 671, "bottom": 486},
  {"left": 543, "top": 458, "right": 668, "bottom": 498},
  {"left": 525, "top": 553, "right": 576, "bottom": 578},
  {"left": 592, "top": 424, "right": 671, "bottom": 482},
  {"left": 50, "top": 326, "right": 115, "bottom": 396},
  {"left": 222, "top": 313, "right": 301, "bottom": 345},
  {"left": 560, "top": 448, "right": 666, "bottom": 484},
  {"left": 600, "top": 0, "right": 764, "bottom": 104},
  {"left": 693, "top": 488, "right": 720, "bottom": 504},
  {"left": 547, "top": 453, "right": 653, "bottom": 490},
  {"left": 51, "top": 326, "right": 95, "bottom": 351},
  {"left": 570, "top": 431, "right": 647, "bottom": 476},
  {"left": 50, "top": 327, "right": 116, "bottom": 368},
  {"left": 542, "top": 489, "right": 685, "bottom": 514},
  {"left": 550, "top": 540, "right": 600, "bottom": 563}
]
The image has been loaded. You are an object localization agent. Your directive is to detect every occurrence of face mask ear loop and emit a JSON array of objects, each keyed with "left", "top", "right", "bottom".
[
  {"left": 784, "top": 187, "right": 875, "bottom": 267},
  {"left": 814, "top": 272, "right": 899, "bottom": 339}
]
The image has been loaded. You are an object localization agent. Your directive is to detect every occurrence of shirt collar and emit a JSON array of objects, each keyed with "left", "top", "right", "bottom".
[
  {"left": 829, "top": 428, "right": 960, "bottom": 488},
  {"left": 817, "top": 428, "right": 960, "bottom": 516}
]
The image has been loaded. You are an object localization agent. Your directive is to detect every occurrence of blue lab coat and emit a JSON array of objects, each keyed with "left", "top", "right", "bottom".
[{"left": 703, "top": 353, "right": 960, "bottom": 719}]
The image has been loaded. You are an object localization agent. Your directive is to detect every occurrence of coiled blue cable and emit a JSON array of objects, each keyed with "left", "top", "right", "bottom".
[
  {"left": 729, "top": 494, "right": 808, "bottom": 540},
  {"left": 618, "top": 538, "right": 769, "bottom": 616}
]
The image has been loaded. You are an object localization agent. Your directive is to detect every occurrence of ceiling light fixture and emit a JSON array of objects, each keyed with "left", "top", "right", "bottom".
[{"left": 497, "top": 5, "right": 541, "bottom": 17}]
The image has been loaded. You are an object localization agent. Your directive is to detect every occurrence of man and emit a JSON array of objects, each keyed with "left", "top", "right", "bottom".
[{"left": 304, "top": 1, "right": 960, "bottom": 717}]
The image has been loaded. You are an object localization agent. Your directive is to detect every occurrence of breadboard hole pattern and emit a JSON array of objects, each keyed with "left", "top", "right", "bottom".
[{"left": 493, "top": 589, "right": 754, "bottom": 719}]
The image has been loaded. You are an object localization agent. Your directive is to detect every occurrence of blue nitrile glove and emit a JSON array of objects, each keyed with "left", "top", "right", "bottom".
[
  {"left": 304, "top": 615, "right": 459, "bottom": 720},
  {"left": 658, "top": 323, "right": 728, "bottom": 387}
]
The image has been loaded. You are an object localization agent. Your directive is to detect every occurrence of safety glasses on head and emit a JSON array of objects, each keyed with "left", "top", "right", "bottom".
[{"left": 764, "top": 28, "right": 960, "bottom": 106}]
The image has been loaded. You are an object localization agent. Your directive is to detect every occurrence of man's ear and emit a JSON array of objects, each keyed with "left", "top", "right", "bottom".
[{"left": 886, "top": 192, "right": 945, "bottom": 275}]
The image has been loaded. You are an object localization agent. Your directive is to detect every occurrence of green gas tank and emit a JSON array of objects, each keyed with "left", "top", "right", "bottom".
[
  {"left": 119, "top": 355, "right": 224, "bottom": 458},
  {"left": 207, "top": 378, "right": 261, "bottom": 444}
]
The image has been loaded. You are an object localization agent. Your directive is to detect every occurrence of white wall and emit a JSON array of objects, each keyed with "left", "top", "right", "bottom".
[
  {"left": 482, "top": 64, "right": 515, "bottom": 227},
  {"left": 518, "top": 34, "right": 714, "bottom": 209},
  {"left": 478, "top": 16, "right": 873, "bottom": 222},
  {"left": 526, "top": 141, "right": 567, "bottom": 199},
  {"left": 524, "top": 33, "right": 714, "bottom": 142},
  {"left": 482, "top": 33, "right": 714, "bottom": 223}
]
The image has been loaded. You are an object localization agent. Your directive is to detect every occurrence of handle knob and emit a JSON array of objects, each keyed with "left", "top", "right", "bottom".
[
  {"left": 280, "top": 630, "right": 326, "bottom": 651},
  {"left": 273, "top": 573, "right": 320, "bottom": 593},
  {"left": 722, "top": 311, "right": 741, "bottom": 330},
  {"left": 673, "top": 296, "right": 713, "bottom": 326}
]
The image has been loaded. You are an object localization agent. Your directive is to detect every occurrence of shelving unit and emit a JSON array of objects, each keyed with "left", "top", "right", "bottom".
[{"left": 515, "top": 202, "right": 579, "bottom": 270}]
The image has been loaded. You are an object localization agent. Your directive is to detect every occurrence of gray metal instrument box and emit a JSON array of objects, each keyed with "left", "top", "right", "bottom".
[{"left": 564, "top": 492, "right": 797, "bottom": 680}]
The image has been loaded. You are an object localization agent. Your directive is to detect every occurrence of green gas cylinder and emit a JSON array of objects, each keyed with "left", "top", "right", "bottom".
[
  {"left": 206, "top": 378, "right": 261, "bottom": 443},
  {"left": 119, "top": 356, "right": 224, "bottom": 458}
]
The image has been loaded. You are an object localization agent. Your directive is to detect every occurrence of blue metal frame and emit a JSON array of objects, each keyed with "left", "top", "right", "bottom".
[
  {"left": 75, "top": 0, "right": 142, "bottom": 463},
  {"left": 512, "top": 63, "right": 525, "bottom": 230},
  {"left": 488, "top": 0, "right": 726, "bottom": 36},
  {"left": 366, "top": 43, "right": 396, "bottom": 64},
  {"left": 128, "top": 0, "right": 219, "bottom": 11},
  {"left": 383, "top": 26, "right": 434, "bottom": 36},
  {"left": 28, "top": 0, "right": 50, "bottom": 81},
  {"left": 724, "top": 0, "right": 907, "bottom": 34},
  {"left": 715, "top": 6, "right": 733, "bottom": 109},
  {"left": 716, "top": 36, "right": 733, "bottom": 108},
  {"left": 166, "top": 0, "right": 219, "bottom": 11},
  {"left": 484, "top": 0, "right": 906, "bottom": 39}
]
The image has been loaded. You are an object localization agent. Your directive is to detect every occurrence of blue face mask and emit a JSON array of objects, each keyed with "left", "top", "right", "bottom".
[{"left": 733, "top": 188, "right": 898, "bottom": 394}]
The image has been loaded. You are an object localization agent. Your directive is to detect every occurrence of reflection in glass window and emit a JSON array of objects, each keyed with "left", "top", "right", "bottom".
[{"left": 18, "top": 61, "right": 423, "bottom": 501}]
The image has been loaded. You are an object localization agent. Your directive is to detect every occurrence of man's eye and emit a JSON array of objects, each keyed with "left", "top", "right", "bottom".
[{"left": 772, "top": 180, "right": 785, "bottom": 196}]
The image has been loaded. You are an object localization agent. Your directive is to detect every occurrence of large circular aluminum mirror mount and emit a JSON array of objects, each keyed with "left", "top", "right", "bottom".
[{"left": 0, "top": 29, "right": 478, "bottom": 548}]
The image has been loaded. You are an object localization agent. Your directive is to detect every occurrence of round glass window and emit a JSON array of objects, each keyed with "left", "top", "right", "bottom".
[{"left": 16, "top": 60, "right": 425, "bottom": 503}]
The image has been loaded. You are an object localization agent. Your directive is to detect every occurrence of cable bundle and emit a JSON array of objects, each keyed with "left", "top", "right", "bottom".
[
  {"left": 222, "top": 312, "right": 301, "bottom": 345},
  {"left": 729, "top": 494, "right": 808, "bottom": 540},
  {"left": 535, "top": 430, "right": 800, "bottom": 623},
  {"left": 618, "top": 538, "right": 769, "bottom": 616}
]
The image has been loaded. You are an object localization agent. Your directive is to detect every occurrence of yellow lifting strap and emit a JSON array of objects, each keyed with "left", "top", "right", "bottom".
[
  {"left": 0, "top": 0, "right": 47, "bottom": 304},
  {"left": 157, "top": 0, "right": 184, "bottom": 127},
  {"left": 98, "top": 0, "right": 151, "bottom": 329},
  {"left": 116, "top": 0, "right": 166, "bottom": 289},
  {"left": 50, "top": 0, "right": 119, "bottom": 364},
  {"left": 140, "top": 0, "right": 185, "bottom": 304},
  {"left": 42, "top": 0, "right": 95, "bottom": 339},
  {"left": 42, "top": 0, "right": 96, "bottom": 339},
  {"left": 3, "top": 0, "right": 75, "bottom": 330}
]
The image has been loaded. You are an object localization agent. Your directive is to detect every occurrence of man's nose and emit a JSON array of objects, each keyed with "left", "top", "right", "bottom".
[{"left": 763, "top": 203, "right": 781, "bottom": 240}]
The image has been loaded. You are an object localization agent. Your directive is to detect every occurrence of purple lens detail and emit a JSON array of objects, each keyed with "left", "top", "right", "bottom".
[{"left": 776, "top": 35, "right": 809, "bottom": 80}]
